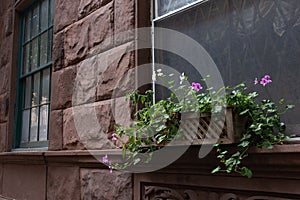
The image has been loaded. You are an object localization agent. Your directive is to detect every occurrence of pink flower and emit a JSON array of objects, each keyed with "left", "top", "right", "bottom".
[
  {"left": 260, "top": 75, "right": 272, "bottom": 86},
  {"left": 102, "top": 154, "right": 109, "bottom": 164},
  {"left": 254, "top": 78, "right": 258, "bottom": 85},
  {"left": 191, "top": 82, "right": 202, "bottom": 92},
  {"left": 112, "top": 133, "right": 118, "bottom": 141}
]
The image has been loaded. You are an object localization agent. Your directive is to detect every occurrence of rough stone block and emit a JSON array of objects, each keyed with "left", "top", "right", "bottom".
[
  {"left": 0, "top": 123, "right": 7, "bottom": 152},
  {"left": 81, "top": 169, "right": 132, "bottom": 200},
  {"left": 64, "top": 2, "right": 113, "bottom": 67},
  {"left": 63, "top": 100, "right": 119, "bottom": 150},
  {"left": 78, "top": 0, "right": 101, "bottom": 19},
  {"left": 51, "top": 65, "right": 77, "bottom": 110},
  {"left": 52, "top": 31, "right": 65, "bottom": 72},
  {"left": 74, "top": 41, "right": 135, "bottom": 105},
  {"left": 47, "top": 166, "right": 80, "bottom": 200},
  {"left": 63, "top": 107, "right": 85, "bottom": 150},
  {"left": 2, "top": 164, "right": 46, "bottom": 200},
  {"left": 0, "top": 65, "right": 9, "bottom": 96},
  {"left": 88, "top": 2, "right": 113, "bottom": 50},
  {"left": 78, "top": 0, "right": 113, "bottom": 19},
  {"left": 0, "top": 93, "right": 9, "bottom": 123},
  {"left": 48, "top": 109, "right": 63, "bottom": 150},
  {"left": 114, "top": 0, "right": 135, "bottom": 45},
  {"left": 96, "top": 42, "right": 135, "bottom": 101},
  {"left": 64, "top": 20, "right": 89, "bottom": 66},
  {"left": 54, "top": 0, "right": 80, "bottom": 33},
  {"left": 4, "top": 9, "right": 12, "bottom": 36}
]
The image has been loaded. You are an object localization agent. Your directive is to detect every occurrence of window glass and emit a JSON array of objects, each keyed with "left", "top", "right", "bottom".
[
  {"left": 153, "top": 0, "right": 300, "bottom": 135},
  {"left": 156, "top": 0, "right": 200, "bottom": 17},
  {"left": 18, "top": 0, "right": 53, "bottom": 148}
]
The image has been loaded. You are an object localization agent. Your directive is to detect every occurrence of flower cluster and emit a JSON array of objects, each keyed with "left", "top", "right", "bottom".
[
  {"left": 112, "top": 133, "right": 118, "bottom": 141},
  {"left": 191, "top": 82, "right": 202, "bottom": 91},
  {"left": 102, "top": 155, "right": 113, "bottom": 173},
  {"left": 254, "top": 75, "right": 272, "bottom": 86}
]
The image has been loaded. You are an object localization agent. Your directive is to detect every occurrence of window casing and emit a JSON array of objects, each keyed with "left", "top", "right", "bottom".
[{"left": 15, "top": 0, "right": 53, "bottom": 148}]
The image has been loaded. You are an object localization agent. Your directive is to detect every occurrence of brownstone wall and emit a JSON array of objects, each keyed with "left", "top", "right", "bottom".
[
  {"left": 50, "top": 0, "right": 136, "bottom": 151},
  {"left": 0, "top": 0, "right": 14, "bottom": 153},
  {"left": 0, "top": 0, "right": 140, "bottom": 199}
]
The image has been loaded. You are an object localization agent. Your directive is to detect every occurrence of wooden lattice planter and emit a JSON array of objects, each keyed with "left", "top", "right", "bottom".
[{"left": 178, "top": 108, "right": 247, "bottom": 145}]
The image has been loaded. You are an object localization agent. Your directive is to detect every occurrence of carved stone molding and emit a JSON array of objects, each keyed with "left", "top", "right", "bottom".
[{"left": 142, "top": 185, "right": 296, "bottom": 200}]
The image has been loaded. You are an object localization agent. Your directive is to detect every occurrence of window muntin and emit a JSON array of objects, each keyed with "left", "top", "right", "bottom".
[{"left": 17, "top": 0, "right": 53, "bottom": 148}]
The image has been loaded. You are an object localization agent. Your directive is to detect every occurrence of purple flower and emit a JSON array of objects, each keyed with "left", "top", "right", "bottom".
[
  {"left": 260, "top": 75, "right": 272, "bottom": 86},
  {"left": 102, "top": 154, "right": 109, "bottom": 164},
  {"left": 112, "top": 133, "right": 118, "bottom": 141},
  {"left": 191, "top": 82, "right": 202, "bottom": 92},
  {"left": 254, "top": 78, "right": 258, "bottom": 85},
  {"left": 264, "top": 75, "right": 271, "bottom": 79}
]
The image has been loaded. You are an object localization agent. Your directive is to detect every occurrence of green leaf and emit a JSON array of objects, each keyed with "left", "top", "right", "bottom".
[
  {"left": 133, "top": 158, "right": 141, "bottom": 165},
  {"left": 231, "top": 152, "right": 241, "bottom": 158},
  {"left": 211, "top": 166, "right": 221, "bottom": 174},
  {"left": 286, "top": 104, "right": 295, "bottom": 109},
  {"left": 238, "top": 141, "right": 250, "bottom": 148},
  {"left": 240, "top": 167, "right": 253, "bottom": 178},
  {"left": 240, "top": 109, "right": 249, "bottom": 115}
]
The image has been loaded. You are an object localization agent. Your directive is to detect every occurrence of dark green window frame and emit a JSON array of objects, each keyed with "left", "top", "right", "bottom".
[{"left": 15, "top": 0, "right": 54, "bottom": 148}]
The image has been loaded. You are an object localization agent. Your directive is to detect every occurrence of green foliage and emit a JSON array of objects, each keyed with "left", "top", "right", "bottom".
[
  {"left": 212, "top": 84, "right": 292, "bottom": 178},
  {"left": 113, "top": 71, "right": 293, "bottom": 178}
]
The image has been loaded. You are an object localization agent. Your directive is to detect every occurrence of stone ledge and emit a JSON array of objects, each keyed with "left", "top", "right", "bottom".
[
  {"left": 0, "top": 145, "right": 300, "bottom": 170},
  {"left": 0, "top": 149, "right": 122, "bottom": 166}
]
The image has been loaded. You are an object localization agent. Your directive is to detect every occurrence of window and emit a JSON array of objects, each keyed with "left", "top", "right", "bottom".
[
  {"left": 15, "top": 0, "right": 53, "bottom": 148},
  {"left": 152, "top": 0, "right": 300, "bottom": 136}
]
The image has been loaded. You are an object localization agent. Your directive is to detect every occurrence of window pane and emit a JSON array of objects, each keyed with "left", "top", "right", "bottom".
[
  {"left": 32, "top": 72, "right": 40, "bottom": 107},
  {"left": 156, "top": 0, "right": 199, "bottom": 17},
  {"left": 31, "top": 38, "right": 38, "bottom": 70},
  {"left": 50, "top": 0, "right": 54, "bottom": 25},
  {"left": 40, "top": 0, "right": 49, "bottom": 31},
  {"left": 39, "top": 105, "right": 48, "bottom": 141},
  {"left": 32, "top": 6, "right": 39, "bottom": 37},
  {"left": 40, "top": 32, "right": 48, "bottom": 66},
  {"left": 21, "top": 109, "right": 30, "bottom": 143},
  {"left": 30, "top": 107, "right": 38, "bottom": 141},
  {"left": 24, "top": 12, "right": 31, "bottom": 41},
  {"left": 23, "top": 44, "right": 30, "bottom": 74},
  {"left": 23, "top": 77, "right": 32, "bottom": 109},
  {"left": 41, "top": 68, "right": 50, "bottom": 104}
]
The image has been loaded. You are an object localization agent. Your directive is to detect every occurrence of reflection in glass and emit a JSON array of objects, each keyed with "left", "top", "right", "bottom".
[
  {"left": 39, "top": 105, "right": 48, "bottom": 141},
  {"left": 21, "top": 110, "right": 30, "bottom": 143},
  {"left": 41, "top": 68, "right": 50, "bottom": 104},
  {"left": 32, "top": 73, "right": 40, "bottom": 107},
  {"left": 50, "top": 0, "right": 54, "bottom": 25},
  {"left": 31, "top": 38, "right": 38, "bottom": 70},
  {"left": 32, "top": 6, "right": 39, "bottom": 36},
  {"left": 40, "top": 32, "right": 48, "bottom": 66},
  {"left": 24, "top": 77, "right": 31, "bottom": 109},
  {"left": 40, "top": 0, "right": 49, "bottom": 31},
  {"left": 156, "top": 0, "right": 199, "bottom": 17},
  {"left": 24, "top": 12, "right": 31, "bottom": 41},
  {"left": 23, "top": 44, "right": 30, "bottom": 74},
  {"left": 30, "top": 107, "right": 38, "bottom": 141}
]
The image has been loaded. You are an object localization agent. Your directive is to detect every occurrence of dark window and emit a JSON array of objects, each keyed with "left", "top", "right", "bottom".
[
  {"left": 16, "top": 0, "right": 53, "bottom": 148},
  {"left": 153, "top": 0, "right": 300, "bottom": 136}
]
